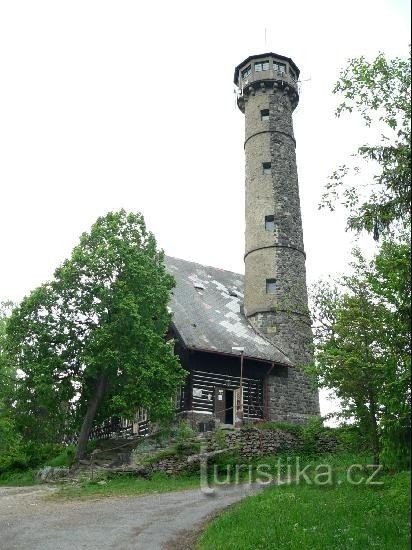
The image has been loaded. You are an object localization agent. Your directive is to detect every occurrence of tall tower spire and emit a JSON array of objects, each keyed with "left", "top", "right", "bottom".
[{"left": 234, "top": 53, "right": 319, "bottom": 422}]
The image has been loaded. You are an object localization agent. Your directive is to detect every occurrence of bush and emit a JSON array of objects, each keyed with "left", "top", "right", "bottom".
[
  {"left": 0, "top": 414, "right": 26, "bottom": 472},
  {"left": 46, "top": 446, "right": 75, "bottom": 467},
  {"left": 174, "top": 420, "right": 195, "bottom": 443},
  {"left": 256, "top": 417, "right": 341, "bottom": 455},
  {"left": 0, "top": 469, "right": 36, "bottom": 486},
  {"left": 300, "top": 416, "right": 327, "bottom": 454},
  {"left": 333, "top": 424, "right": 370, "bottom": 453}
]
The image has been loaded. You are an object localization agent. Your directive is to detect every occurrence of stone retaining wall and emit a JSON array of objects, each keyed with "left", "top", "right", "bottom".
[
  {"left": 207, "top": 427, "right": 300, "bottom": 458},
  {"left": 149, "top": 427, "right": 339, "bottom": 474}
]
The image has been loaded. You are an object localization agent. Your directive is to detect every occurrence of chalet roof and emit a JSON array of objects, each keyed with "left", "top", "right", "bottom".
[{"left": 165, "top": 256, "right": 291, "bottom": 366}]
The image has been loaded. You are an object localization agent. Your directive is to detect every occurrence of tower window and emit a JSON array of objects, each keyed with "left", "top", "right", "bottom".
[
  {"left": 261, "top": 109, "right": 270, "bottom": 121},
  {"left": 273, "top": 62, "right": 286, "bottom": 74},
  {"left": 289, "top": 68, "right": 296, "bottom": 81},
  {"left": 266, "top": 279, "right": 277, "bottom": 294},
  {"left": 265, "top": 215, "right": 275, "bottom": 231},
  {"left": 241, "top": 65, "right": 251, "bottom": 79},
  {"left": 262, "top": 162, "right": 272, "bottom": 175},
  {"left": 255, "top": 60, "right": 270, "bottom": 72}
]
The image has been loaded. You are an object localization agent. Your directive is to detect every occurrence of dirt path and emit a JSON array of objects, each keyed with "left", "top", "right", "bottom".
[{"left": 0, "top": 483, "right": 263, "bottom": 549}]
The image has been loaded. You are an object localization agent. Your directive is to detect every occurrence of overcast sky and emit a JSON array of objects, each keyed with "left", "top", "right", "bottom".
[{"left": 0, "top": 1, "right": 410, "bottom": 415}]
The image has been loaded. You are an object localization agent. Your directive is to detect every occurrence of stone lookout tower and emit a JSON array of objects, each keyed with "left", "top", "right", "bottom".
[{"left": 234, "top": 53, "right": 320, "bottom": 421}]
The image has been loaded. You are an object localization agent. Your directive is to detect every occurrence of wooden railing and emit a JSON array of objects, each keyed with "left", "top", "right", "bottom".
[{"left": 66, "top": 415, "right": 151, "bottom": 444}]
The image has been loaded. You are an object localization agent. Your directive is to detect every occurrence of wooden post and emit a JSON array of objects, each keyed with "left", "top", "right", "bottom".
[{"left": 239, "top": 351, "right": 244, "bottom": 426}]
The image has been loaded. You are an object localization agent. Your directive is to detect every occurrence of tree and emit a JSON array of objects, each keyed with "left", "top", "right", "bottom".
[
  {"left": 0, "top": 301, "right": 26, "bottom": 472},
  {"left": 309, "top": 241, "right": 411, "bottom": 467},
  {"left": 5, "top": 211, "right": 186, "bottom": 462},
  {"left": 320, "top": 49, "right": 411, "bottom": 239}
]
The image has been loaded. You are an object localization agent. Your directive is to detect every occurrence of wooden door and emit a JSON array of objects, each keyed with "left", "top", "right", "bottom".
[
  {"left": 214, "top": 387, "right": 226, "bottom": 422},
  {"left": 233, "top": 388, "right": 241, "bottom": 425}
]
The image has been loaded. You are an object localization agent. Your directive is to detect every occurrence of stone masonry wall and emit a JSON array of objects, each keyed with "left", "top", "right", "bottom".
[
  {"left": 207, "top": 427, "right": 300, "bottom": 458},
  {"left": 239, "top": 60, "right": 320, "bottom": 423}
]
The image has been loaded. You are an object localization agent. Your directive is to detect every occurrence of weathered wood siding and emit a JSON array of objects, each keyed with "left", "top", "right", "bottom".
[
  {"left": 191, "top": 369, "right": 264, "bottom": 419},
  {"left": 175, "top": 350, "right": 270, "bottom": 420}
]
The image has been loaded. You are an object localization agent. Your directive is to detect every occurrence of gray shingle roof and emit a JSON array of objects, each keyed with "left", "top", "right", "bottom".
[{"left": 165, "top": 256, "right": 291, "bottom": 366}]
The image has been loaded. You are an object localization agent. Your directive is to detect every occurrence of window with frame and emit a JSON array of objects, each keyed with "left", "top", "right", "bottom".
[
  {"left": 241, "top": 65, "right": 252, "bottom": 79},
  {"left": 265, "top": 215, "right": 275, "bottom": 231},
  {"left": 273, "top": 62, "right": 286, "bottom": 74},
  {"left": 266, "top": 279, "right": 276, "bottom": 294},
  {"left": 262, "top": 162, "right": 272, "bottom": 175},
  {"left": 289, "top": 67, "right": 296, "bottom": 81},
  {"left": 255, "top": 60, "right": 270, "bottom": 72},
  {"left": 261, "top": 109, "right": 270, "bottom": 121}
]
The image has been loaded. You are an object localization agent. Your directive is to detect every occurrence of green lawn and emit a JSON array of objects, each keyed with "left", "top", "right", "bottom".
[{"left": 198, "top": 468, "right": 411, "bottom": 550}]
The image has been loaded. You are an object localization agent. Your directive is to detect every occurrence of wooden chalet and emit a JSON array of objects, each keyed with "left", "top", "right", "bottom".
[{"left": 165, "top": 256, "right": 291, "bottom": 429}]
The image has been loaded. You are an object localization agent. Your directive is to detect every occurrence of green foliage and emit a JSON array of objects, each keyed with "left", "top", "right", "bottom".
[
  {"left": 0, "top": 414, "right": 26, "bottom": 472},
  {"left": 142, "top": 439, "right": 201, "bottom": 466},
  {"left": 142, "top": 447, "right": 179, "bottom": 465},
  {"left": 212, "top": 429, "right": 228, "bottom": 450},
  {"left": 174, "top": 420, "right": 195, "bottom": 444},
  {"left": 256, "top": 418, "right": 341, "bottom": 456},
  {"left": 309, "top": 240, "right": 411, "bottom": 468},
  {"left": 0, "top": 440, "right": 74, "bottom": 475},
  {"left": 300, "top": 417, "right": 328, "bottom": 455},
  {"left": 333, "top": 424, "right": 371, "bottom": 453},
  {"left": 0, "top": 469, "right": 37, "bottom": 486},
  {"left": 3, "top": 210, "right": 186, "bottom": 455},
  {"left": 46, "top": 446, "right": 75, "bottom": 467},
  {"left": 0, "top": 301, "right": 27, "bottom": 473},
  {"left": 20, "top": 442, "right": 70, "bottom": 469},
  {"left": 321, "top": 49, "right": 411, "bottom": 239}
]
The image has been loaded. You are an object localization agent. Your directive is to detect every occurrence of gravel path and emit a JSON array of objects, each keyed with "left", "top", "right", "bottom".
[{"left": 0, "top": 482, "right": 263, "bottom": 549}]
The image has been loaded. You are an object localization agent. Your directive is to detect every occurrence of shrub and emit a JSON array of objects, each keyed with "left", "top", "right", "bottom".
[
  {"left": 174, "top": 420, "right": 195, "bottom": 443},
  {"left": 0, "top": 414, "right": 26, "bottom": 472},
  {"left": 211, "top": 429, "right": 227, "bottom": 450}
]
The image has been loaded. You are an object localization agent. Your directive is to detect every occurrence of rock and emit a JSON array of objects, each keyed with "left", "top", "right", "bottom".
[{"left": 37, "top": 467, "right": 70, "bottom": 482}]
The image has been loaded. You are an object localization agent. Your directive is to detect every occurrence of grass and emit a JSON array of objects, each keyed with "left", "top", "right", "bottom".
[
  {"left": 0, "top": 469, "right": 37, "bottom": 486},
  {"left": 55, "top": 471, "right": 200, "bottom": 500},
  {"left": 141, "top": 440, "right": 202, "bottom": 466},
  {"left": 197, "top": 454, "right": 411, "bottom": 550}
]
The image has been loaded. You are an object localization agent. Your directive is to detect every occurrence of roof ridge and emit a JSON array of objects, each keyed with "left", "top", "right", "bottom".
[{"left": 165, "top": 255, "right": 243, "bottom": 279}]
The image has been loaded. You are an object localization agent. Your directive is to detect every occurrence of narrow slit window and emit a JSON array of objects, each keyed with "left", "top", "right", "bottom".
[
  {"left": 265, "top": 215, "right": 275, "bottom": 231},
  {"left": 261, "top": 109, "right": 269, "bottom": 121},
  {"left": 262, "top": 162, "right": 272, "bottom": 175},
  {"left": 266, "top": 279, "right": 276, "bottom": 294}
]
